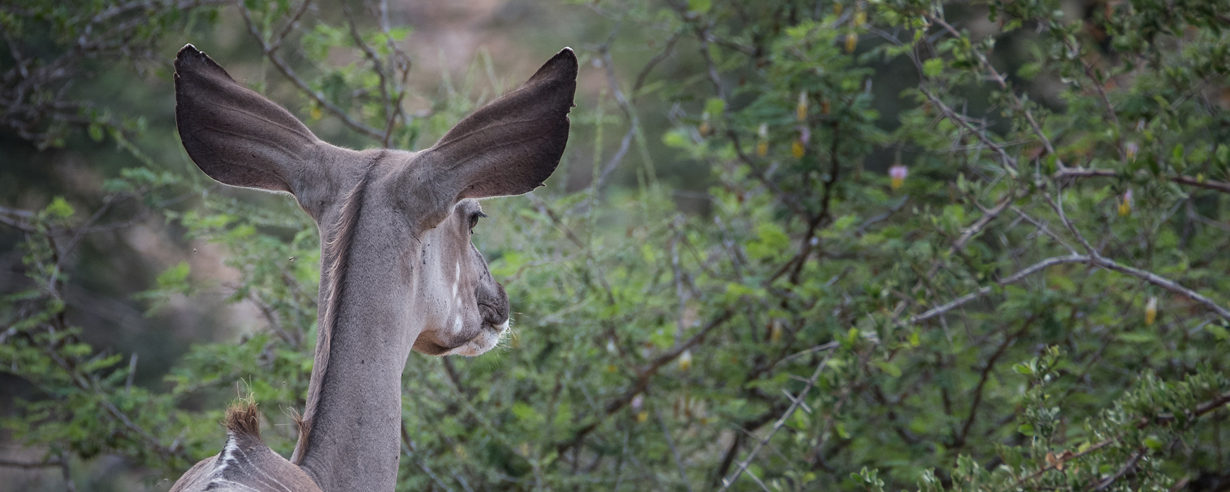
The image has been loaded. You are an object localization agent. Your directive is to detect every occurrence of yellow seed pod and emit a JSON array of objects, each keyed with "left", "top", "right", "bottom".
[
  {"left": 770, "top": 321, "right": 783, "bottom": 343},
  {"left": 1118, "top": 189, "right": 1133, "bottom": 217},
  {"left": 791, "top": 139, "right": 805, "bottom": 159},
  {"left": 699, "top": 111, "right": 712, "bottom": 137},
  {"left": 796, "top": 91, "right": 809, "bottom": 122},
  {"left": 679, "top": 349, "right": 693, "bottom": 371},
  {"left": 756, "top": 123, "right": 769, "bottom": 157},
  {"left": 636, "top": 411, "right": 649, "bottom": 423},
  {"left": 854, "top": 10, "right": 867, "bottom": 27},
  {"left": 309, "top": 106, "right": 323, "bottom": 121},
  {"left": 1145, "top": 297, "right": 1158, "bottom": 325},
  {"left": 845, "top": 33, "right": 858, "bottom": 53},
  {"left": 834, "top": 3, "right": 843, "bottom": 15}
]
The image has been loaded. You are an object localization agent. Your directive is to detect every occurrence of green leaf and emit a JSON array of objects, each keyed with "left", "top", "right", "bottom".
[
  {"left": 156, "top": 261, "right": 191, "bottom": 289},
  {"left": 387, "top": 26, "right": 412, "bottom": 41},
  {"left": 1143, "top": 435, "right": 1164, "bottom": 450},
  {"left": 1117, "top": 332, "right": 1155, "bottom": 343},
  {"left": 512, "top": 402, "right": 543, "bottom": 425},
  {"left": 87, "top": 123, "right": 104, "bottom": 142},
  {"left": 43, "top": 196, "right": 75, "bottom": 219},
  {"left": 662, "top": 129, "right": 691, "bottom": 149},
  {"left": 922, "top": 58, "right": 944, "bottom": 78},
  {"left": 876, "top": 360, "right": 902, "bottom": 378},
  {"left": 747, "top": 222, "right": 790, "bottom": 260}
]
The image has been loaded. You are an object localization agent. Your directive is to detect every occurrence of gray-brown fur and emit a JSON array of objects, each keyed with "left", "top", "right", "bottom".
[
  {"left": 171, "top": 43, "right": 575, "bottom": 491},
  {"left": 170, "top": 401, "right": 320, "bottom": 492},
  {"left": 290, "top": 158, "right": 377, "bottom": 465}
]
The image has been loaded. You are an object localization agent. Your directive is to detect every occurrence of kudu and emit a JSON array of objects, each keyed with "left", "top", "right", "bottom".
[{"left": 168, "top": 44, "right": 576, "bottom": 491}]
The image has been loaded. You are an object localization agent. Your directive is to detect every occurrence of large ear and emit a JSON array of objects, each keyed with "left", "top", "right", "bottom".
[
  {"left": 412, "top": 47, "right": 577, "bottom": 202},
  {"left": 174, "top": 44, "right": 326, "bottom": 194}
]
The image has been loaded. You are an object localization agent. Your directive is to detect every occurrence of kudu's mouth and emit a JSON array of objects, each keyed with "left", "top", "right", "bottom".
[
  {"left": 439, "top": 317, "right": 510, "bottom": 357},
  {"left": 428, "top": 272, "right": 510, "bottom": 357}
]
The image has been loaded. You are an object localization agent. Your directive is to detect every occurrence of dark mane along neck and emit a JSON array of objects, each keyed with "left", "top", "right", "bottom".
[{"left": 291, "top": 158, "right": 378, "bottom": 465}]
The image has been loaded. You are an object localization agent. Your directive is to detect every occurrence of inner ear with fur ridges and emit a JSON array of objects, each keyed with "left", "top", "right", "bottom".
[{"left": 405, "top": 47, "right": 577, "bottom": 227}]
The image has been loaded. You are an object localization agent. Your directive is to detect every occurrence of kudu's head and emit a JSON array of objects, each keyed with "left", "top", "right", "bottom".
[{"left": 173, "top": 44, "right": 575, "bottom": 357}]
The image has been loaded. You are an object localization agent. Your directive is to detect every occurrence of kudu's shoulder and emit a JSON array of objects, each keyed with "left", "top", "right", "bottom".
[{"left": 169, "top": 403, "right": 321, "bottom": 492}]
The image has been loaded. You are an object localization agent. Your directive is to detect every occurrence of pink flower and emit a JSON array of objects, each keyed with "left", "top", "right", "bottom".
[{"left": 889, "top": 164, "right": 908, "bottom": 190}]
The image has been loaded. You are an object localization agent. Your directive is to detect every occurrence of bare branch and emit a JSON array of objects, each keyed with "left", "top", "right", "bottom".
[
  {"left": 1016, "top": 392, "right": 1230, "bottom": 487},
  {"left": 918, "top": 88, "right": 1018, "bottom": 171},
  {"left": 1056, "top": 167, "right": 1230, "bottom": 195},
  {"left": 594, "top": 46, "right": 638, "bottom": 189},
  {"left": 1091, "top": 447, "right": 1145, "bottom": 491},
  {"left": 912, "top": 251, "right": 1230, "bottom": 323},
  {"left": 720, "top": 350, "right": 833, "bottom": 489},
  {"left": 0, "top": 457, "right": 64, "bottom": 469},
  {"left": 238, "top": 2, "right": 384, "bottom": 141},
  {"left": 925, "top": 14, "right": 1059, "bottom": 167},
  {"left": 952, "top": 189, "right": 1020, "bottom": 254},
  {"left": 911, "top": 254, "right": 1087, "bottom": 323},
  {"left": 555, "top": 308, "right": 735, "bottom": 455},
  {"left": 653, "top": 410, "right": 693, "bottom": 492},
  {"left": 1088, "top": 254, "right": 1230, "bottom": 320}
]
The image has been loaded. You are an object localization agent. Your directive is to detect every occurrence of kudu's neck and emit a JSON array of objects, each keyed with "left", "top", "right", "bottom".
[{"left": 293, "top": 176, "right": 421, "bottom": 491}]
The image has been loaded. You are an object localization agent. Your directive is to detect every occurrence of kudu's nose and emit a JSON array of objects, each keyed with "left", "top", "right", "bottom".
[{"left": 477, "top": 281, "right": 509, "bottom": 326}]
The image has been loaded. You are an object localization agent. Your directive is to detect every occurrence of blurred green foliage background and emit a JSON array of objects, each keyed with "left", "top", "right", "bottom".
[{"left": 1, "top": 0, "right": 1228, "bottom": 490}]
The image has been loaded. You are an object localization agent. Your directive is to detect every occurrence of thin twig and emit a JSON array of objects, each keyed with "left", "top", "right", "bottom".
[
  {"left": 1090, "top": 447, "right": 1145, "bottom": 491},
  {"left": 594, "top": 46, "right": 638, "bottom": 188},
  {"left": 632, "top": 31, "right": 682, "bottom": 95},
  {"left": 1055, "top": 167, "right": 1230, "bottom": 195},
  {"left": 555, "top": 308, "right": 735, "bottom": 455},
  {"left": 911, "top": 254, "right": 1086, "bottom": 323},
  {"left": 0, "top": 457, "right": 65, "bottom": 469},
  {"left": 400, "top": 422, "right": 456, "bottom": 491},
  {"left": 918, "top": 88, "right": 1018, "bottom": 171},
  {"left": 952, "top": 190, "right": 1020, "bottom": 253},
  {"left": 954, "top": 316, "right": 1034, "bottom": 448},
  {"left": 911, "top": 253, "right": 1230, "bottom": 323},
  {"left": 720, "top": 351, "right": 833, "bottom": 489},
  {"left": 238, "top": 2, "right": 383, "bottom": 140},
  {"left": 1015, "top": 392, "right": 1230, "bottom": 486},
  {"left": 925, "top": 14, "right": 1059, "bottom": 167},
  {"left": 1088, "top": 254, "right": 1230, "bottom": 320},
  {"left": 654, "top": 409, "right": 693, "bottom": 492}
]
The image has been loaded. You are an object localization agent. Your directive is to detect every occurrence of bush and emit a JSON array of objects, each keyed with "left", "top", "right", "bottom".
[{"left": 1, "top": 0, "right": 1226, "bottom": 490}]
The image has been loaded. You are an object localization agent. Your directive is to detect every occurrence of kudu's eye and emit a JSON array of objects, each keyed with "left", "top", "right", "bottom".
[{"left": 468, "top": 211, "right": 487, "bottom": 233}]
